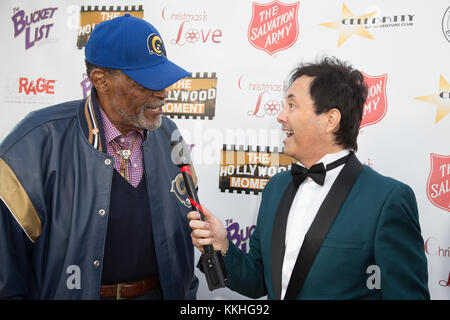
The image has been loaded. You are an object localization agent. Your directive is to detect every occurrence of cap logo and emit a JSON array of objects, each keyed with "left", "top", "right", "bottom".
[{"left": 147, "top": 33, "right": 166, "bottom": 57}]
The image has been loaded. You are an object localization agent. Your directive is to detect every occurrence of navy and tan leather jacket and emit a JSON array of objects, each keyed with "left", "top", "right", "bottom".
[{"left": 0, "top": 92, "right": 198, "bottom": 299}]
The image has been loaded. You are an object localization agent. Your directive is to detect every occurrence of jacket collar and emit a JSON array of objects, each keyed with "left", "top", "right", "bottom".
[
  {"left": 78, "top": 88, "right": 108, "bottom": 153},
  {"left": 271, "top": 152, "right": 363, "bottom": 299}
]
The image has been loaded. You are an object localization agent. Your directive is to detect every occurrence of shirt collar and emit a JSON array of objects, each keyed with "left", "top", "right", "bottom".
[
  {"left": 297, "top": 149, "right": 351, "bottom": 169},
  {"left": 317, "top": 149, "right": 351, "bottom": 168},
  {"left": 98, "top": 102, "right": 144, "bottom": 143}
]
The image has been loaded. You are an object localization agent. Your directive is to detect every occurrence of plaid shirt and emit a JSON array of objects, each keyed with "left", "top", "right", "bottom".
[{"left": 99, "top": 107, "right": 144, "bottom": 187}]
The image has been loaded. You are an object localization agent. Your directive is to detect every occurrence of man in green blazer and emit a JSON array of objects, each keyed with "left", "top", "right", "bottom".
[{"left": 188, "top": 57, "right": 430, "bottom": 299}]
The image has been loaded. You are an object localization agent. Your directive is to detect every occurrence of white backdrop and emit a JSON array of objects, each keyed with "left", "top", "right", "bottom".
[{"left": 1, "top": 0, "right": 449, "bottom": 300}]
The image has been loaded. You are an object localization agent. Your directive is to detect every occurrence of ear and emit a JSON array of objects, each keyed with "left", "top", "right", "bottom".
[
  {"left": 325, "top": 108, "right": 341, "bottom": 134},
  {"left": 89, "top": 69, "right": 111, "bottom": 94}
]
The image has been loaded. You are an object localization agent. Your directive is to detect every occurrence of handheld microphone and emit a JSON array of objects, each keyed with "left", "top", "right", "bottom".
[{"left": 171, "top": 140, "right": 229, "bottom": 291}]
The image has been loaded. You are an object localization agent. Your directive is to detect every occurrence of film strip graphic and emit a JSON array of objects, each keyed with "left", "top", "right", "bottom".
[
  {"left": 163, "top": 72, "right": 217, "bottom": 120},
  {"left": 77, "top": 5, "right": 144, "bottom": 49},
  {"left": 219, "top": 144, "right": 296, "bottom": 195}
]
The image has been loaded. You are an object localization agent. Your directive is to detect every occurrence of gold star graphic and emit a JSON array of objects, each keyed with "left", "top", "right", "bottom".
[
  {"left": 320, "top": 3, "right": 376, "bottom": 47},
  {"left": 414, "top": 75, "right": 450, "bottom": 124}
]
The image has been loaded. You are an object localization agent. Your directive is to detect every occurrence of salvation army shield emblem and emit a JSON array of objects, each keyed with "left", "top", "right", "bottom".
[
  {"left": 248, "top": 1, "right": 300, "bottom": 55},
  {"left": 360, "top": 72, "right": 388, "bottom": 128},
  {"left": 426, "top": 153, "right": 450, "bottom": 213}
]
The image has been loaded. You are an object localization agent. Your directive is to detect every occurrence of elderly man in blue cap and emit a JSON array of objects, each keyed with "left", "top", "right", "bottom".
[{"left": 0, "top": 14, "right": 198, "bottom": 300}]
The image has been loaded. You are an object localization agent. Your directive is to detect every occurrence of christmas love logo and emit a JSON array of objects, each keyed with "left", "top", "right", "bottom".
[
  {"left": 162, "top": 7, "right": 223, "bottom": 46},
  {"left": 248, "top": 1, "right": 300, "bottom": 55},
  {"left": 424, "top": 237, "right": 450, "bottom": 257},
  {"left": 239, "top": 74, "right": 287, "bottom": 118},
  {"left": 361, "top": 72, "right": 388, "bottom": 128},
  {"left": 426, "top": 153, "right": 450, "bottom": 213}
]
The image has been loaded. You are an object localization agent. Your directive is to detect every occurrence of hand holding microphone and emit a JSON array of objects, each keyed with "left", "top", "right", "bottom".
[
  {"left": 188, "top": 206, "right": 229, "bottom": 256},
  {"left": 171, "top": 139, "right": 229, "bottom": 291}
]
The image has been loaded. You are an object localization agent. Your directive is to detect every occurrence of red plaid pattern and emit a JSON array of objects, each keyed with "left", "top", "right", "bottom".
[{"left": 99, "top": 108, "right": 144, "bottom": 187}]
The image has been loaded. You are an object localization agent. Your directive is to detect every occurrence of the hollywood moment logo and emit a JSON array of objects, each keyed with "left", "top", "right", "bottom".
[
  {"left": 219, "top": 145, "right": 295, "bottom": 194},
  {"left": 426, "top": 153, "right": 450, "bottom": 213},
  {"left": 11, "top": 7, "right": 58, "bottom": 49},
  {"left": 248, "top": 1, "right": 300, "bottom": 55},
  {"left": 162, "top": 7, "right": 223, "bottom": 46},
  {"left": 361, "top": 72, "right": 388, "bottom": 128},
  {"left": 163, "top": 73, "right": 217, "bottom": 119},
  {"left": 77, "top": 5, "right": 143, "bottom": 49},
  {"left": 225, "top": 218, "right": 256, "bottom": 254},
  {"left": 238, "top": 74, "right": 287, "bottom": 118}
]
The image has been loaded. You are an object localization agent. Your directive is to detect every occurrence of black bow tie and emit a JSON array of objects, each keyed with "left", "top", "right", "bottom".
[{"left": 291, "top": 153, "right": 351, "bottom": 188}]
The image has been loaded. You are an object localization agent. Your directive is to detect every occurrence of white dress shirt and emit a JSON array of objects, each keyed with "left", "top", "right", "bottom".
[{"left": 281, "top": 149, "right": 350, "bottom": 299}]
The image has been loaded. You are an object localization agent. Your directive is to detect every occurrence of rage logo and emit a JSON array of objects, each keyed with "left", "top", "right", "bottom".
[{"left": 18, "top": 77, "right": 55, "bottom": 95}]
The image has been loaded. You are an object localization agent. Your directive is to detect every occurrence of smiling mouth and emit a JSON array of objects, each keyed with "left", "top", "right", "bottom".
[
  {"left": 282, "top": 128, "right": 294, "bottom": 138},
  {"left": 144, "top": 101, "right": 165, "bottom": 111}
]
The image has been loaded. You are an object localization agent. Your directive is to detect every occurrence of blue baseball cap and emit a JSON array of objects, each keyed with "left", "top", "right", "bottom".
[{"left": 85, "top": 14, "right": 190, "bottom": 91}]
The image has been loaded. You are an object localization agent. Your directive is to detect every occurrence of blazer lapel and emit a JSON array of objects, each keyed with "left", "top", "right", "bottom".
[
  {"left": 283, "top": 152, "right": 363, "bottom": 300},
  {"left": 270, "top": 181, "right": 297, "bottom": 300}
]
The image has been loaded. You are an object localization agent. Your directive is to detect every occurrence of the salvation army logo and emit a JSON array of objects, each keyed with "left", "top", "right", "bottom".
[
  {"left": 360, "top": 72, "right": 388, "bottom": 128},
  {"left": 248, "top": 1, "right": 300, "bottom": 55},
  {"left": 426, "top": 153, "right": 450, "bottom": 213}
]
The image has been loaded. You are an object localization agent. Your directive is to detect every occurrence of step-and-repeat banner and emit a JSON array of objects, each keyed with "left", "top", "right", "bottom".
[{"left": 1, "top": 0, "right": 449, "bottom": 300}]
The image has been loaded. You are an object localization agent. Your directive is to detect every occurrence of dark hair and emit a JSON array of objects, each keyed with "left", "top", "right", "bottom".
[
  {"left": 85, "top": 60, "right": 120, "bottom": 79},
  {"left": 288, "top": 57, "right": 368, "bottom": 151}
]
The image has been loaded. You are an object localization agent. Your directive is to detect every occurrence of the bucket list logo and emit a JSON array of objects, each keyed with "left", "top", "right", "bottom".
[{"left": 11, "top": 7, "right": 58, "bottom": 50}]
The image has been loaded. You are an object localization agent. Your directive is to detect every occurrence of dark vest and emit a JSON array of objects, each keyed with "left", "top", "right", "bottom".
[{"left": 101, "top": 170, "right": 158, "bottom": 285}]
